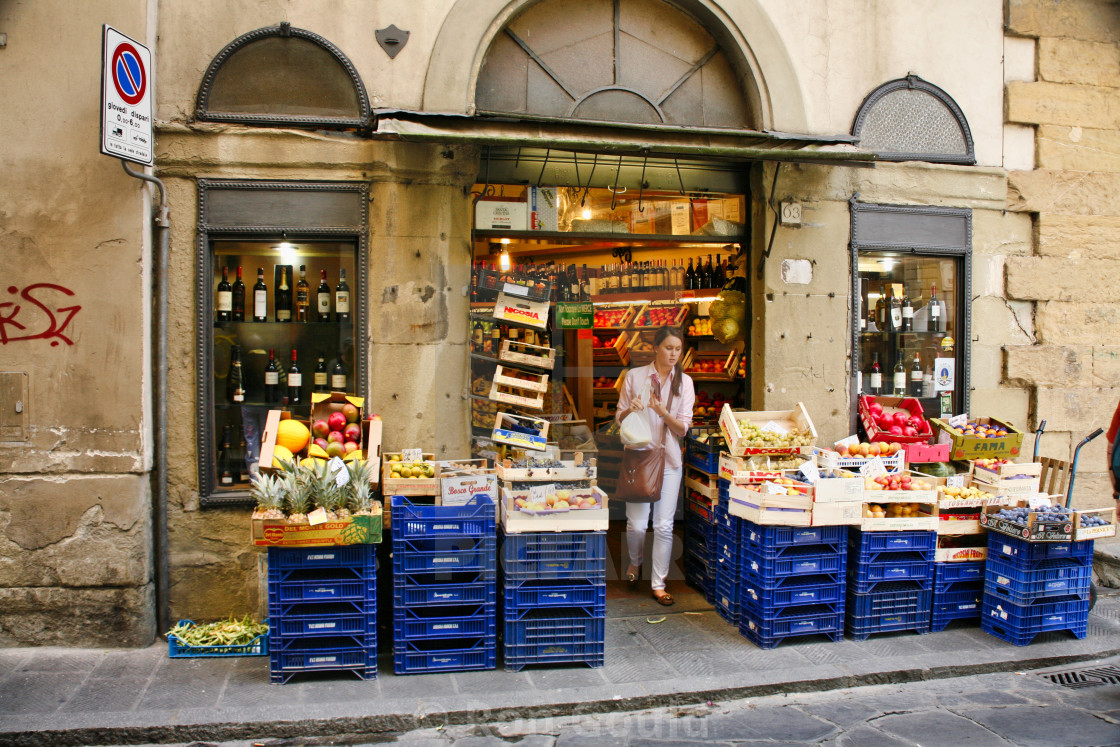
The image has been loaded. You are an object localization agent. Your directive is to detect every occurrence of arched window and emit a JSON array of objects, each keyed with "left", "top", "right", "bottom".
[
  {"left": 196, "top": 23, "right": 370, "bottom": 129},
  {"left": 851, "top": 75, "right": 974, "bottom": 164},
  {"left": 475, "top": 0, "right": 758, "bottom": 129}
]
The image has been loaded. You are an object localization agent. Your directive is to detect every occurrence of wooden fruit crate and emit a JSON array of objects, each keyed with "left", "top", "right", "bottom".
[
  {"left": 493, "top": 365, "right": 549, "bottom": 393},
  {"left": 719, "top": 402, "right": 818, "bottom": 457},
  {"left": 631, "top": 302, "right": 688, "bottom": 329},
  {"left": 592, "top": 304, "right": 638, "bottom": 331},
  {"left": 627, "top": 329, "right": 658, "bottom": 366},
  {"left": 592, "top": 330, "right": 630, "bottom": 366},
  {"left": 498, "top": 339, "right": 556, "bottom": 371},
  {"left": 683, "top": 348, "right": 739, "bottom": 381}
]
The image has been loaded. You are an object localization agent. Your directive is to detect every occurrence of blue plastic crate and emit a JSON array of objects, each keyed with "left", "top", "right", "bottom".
[
  {"left": 504, "top": 639, "right": 604, "bottom": 672},
  {"left": 935, "top": 561, "right": 985, "bottom": 586},
  {"left": 984, "top": 556, "right": 1092, "bottom": 605},
  {"left": 715, "top": 598, "right": 739, "bottom": 627},
  {"left": 715, "top": 566, "right": 741, "bottom": 605},
  {"left": 740, "top": 572, "right": 844, "bottom": 608},
  {"left": 503, "top": 579, "right": 606, "bottom": 612},
  {"left": 685, "top": 491, "right": 717, "bottom": 523},
  {"left": 740, "top": 601, "right": 845, "bottom": 639},
  {"left": 268, "top": 577, "right": 377, "bottom": 605},
  {"left": 742, "top": 544, "right": 846, "bottom": 579},
  {"left": 684, "top": 565, "right": 714, "bottom": 602},
  {"left": 986, "top": 533, "right": 1094, "bottom": 570},
  {"left": 739, "top": 620, "right": 844, "bottom": 650},
  {"left": 394, "top": 636, "right": 496, "bottom": 674},
  {"left": 739, "top": 539, "right": 845, "bottom": 562},
  {"left": 500, "top": 531, "right": 607, "bottom": 581},
  {"left": 714, "top": 507, "right": 740, "bottom": 534},
  {"left": 981, "top": 595, "right": 1089, "bottom": 646},
  {"left": 930, "top": 586, "right": 984, "bottom": 632},
  {"left": 503, "top": 607, "right": 605, "bottom": 648},
  {"left": 270, "top": 606, "right": 375, "bottom": 639},
  {"left": 848, "top": 551, "right": 935, "bottom": 591},
  {"left": 849, "top": 529, "right": 937, "bottom": 553},
  {"left": 267, "top": 564, "right": 372, "bottom": 587},
  {"left": 743, "top": 522, "right": 848, "bottom": 551},
  {"left": 268, "top": 545, "right": 376, "bottom": 572},
  {"left": 269, "top": 640, "right": 376, "bottom": 684},
  {"left": 685, "top": 515, "right": 718, "bottom": 549},
  {"left": 394, "top": 604, "right": 496, "bottom": 640},
  {"left": 394, "top": 573, "right": 496, "bottom": 608},
  {"left": 167, "top": 619, "right": 269, "bottom": 658},
  {"left": 846, "top": 583, "right": 933, "bottom": 619},
  {"left": 270, "top": 632, "right": 375, "bottom": 652},
  {"left": 393, "top": 536, "right": 496, "bottom": 574},
  {"left": 390, "top": 494, "right": 496, "bottom": 540}
]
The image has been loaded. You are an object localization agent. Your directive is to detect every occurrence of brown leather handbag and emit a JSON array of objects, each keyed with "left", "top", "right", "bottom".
[{"left": 615, "top": 387, "right": 675, "bottom": 503}]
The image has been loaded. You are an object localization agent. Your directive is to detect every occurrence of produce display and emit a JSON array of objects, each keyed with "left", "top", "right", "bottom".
[
  {"left": 936, "top": 485, "right": 990, "bottom": 500},
  {"left": 733, "top": 418, "right": 813, "bottom": 448},
  {"left": 687, "top": 317, "right": 713, "bottom": 336},
  {"left": 634, "top": 305, "right": 684, "bottom": 328},
  {"left": 734, "top": 477, "right": 807, "bottom": 496},
  {"left": 864, "top": 474, "right": 934, "bottom": 491},
  {"left": 689, "top": 430, "right": 727, "bottom": 451},
  {"left": 694, "top": 390, "right": 733, "bottom": 420},
  {"left": 593, "top": 376, "right": 617, "bottom": 389},
  {"left": 686, "top": 356, "right": 729, "bottom": 375},
  {"left": 865, "top": 400, "right": 928, "bottom": 438},
  {"left": 974, "top": 458, "right": 1011, "bottom": 469},
  {"left": 252, "top": 457, "right": 379, "bottom": 523},
  {"left": 947, "top": 421, "right": 1010, "bottom": 438},
  {"left": 631, "top": 339, "right": 655, "bottom": 354},
  {"left": 1081, "top": 514, "right": 1112, "bottom": 528},
  {"left": 167, "top": 615, "right": 269, "bottom": 648},
  {"left": 513, "top": 489, "right": 601, "bottom": 512},
  {"left": 834, "top": 441, "right": 903, "bottom": 458},
  {"left": 991, "top": 505, "right": 1072, "bottom": 524},
  {"left": 387, "top": 455, "right": 436, "bottom": 479},
  {"left": 509, "top": 457, "right": 566, "bottom": 469},
  {"left": 863, "top": 502, "right": 926, "bottom": 518},
  {"left": 594, "top": 308, "right": 630, "bottom": 328},
  {"left": 592, "top": 333, "right": 623, "bottom": 349},
  {"left": 310, "top": 405, "right": 363, "bottom": 460},
  {"left": 736, "top": 356, "right": 746, "bottom": 378}
]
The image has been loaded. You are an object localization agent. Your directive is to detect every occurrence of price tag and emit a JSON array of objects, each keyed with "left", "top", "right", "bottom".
[
  {"left": 1028, "top": 494, "right": 1052, "bottom": 509},
  {"left": 761, "top": 420, "right": 789, "bottom": 435},
  {"left": 502, "top": 281, "right": 531, "bottom": 298},
  {"left": 402, "top": 448, "right": 424, "bottom": 463},
  {"left": 799, "top": 461, "right": 820, "bottom": 484},
  {"left": 948, "top": 413, "right": 968, "bottom": 428},
  {"left": 529, "top": 483, "right": 555, "bottom": 503},
  {"left": 307, "top": 507, "right": 329, "bottom": 526},
  {"left": 860, "top": 456, "right": 887, "bottom": 480},
  {"left": 763, "top": 481, "right": 787, "bottom": 494},
  {"left": 937, "top": 429, "right": 953, "bottom": 445},
  {"left": 328, "top": 456, "right": 351, "bottom": 488},
  {"left": 818, "top": 450, "right": 839, "bottom": 471},
  {"left": 947, "top": 474, "right": 968, "bottom": 488}
]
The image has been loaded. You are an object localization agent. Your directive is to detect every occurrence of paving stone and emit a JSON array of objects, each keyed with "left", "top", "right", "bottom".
[
  {"left": 661, "top": 648, "right": 743, "bottom": 678},
  {"left": 872, "top": 710, "right": 1015, "bottom": 746},
  {"left": 16, "top": 650, "right": 104, "bottom": 673},
  {"left": 380, "top": 670, "right": 461, "bottom": 699},
  {"left": 604, "top": 617, "right": 648, "bottom": 649},
  {"left": 692, "top": 705, "right": 838, "bottom": 742},
  {"left": 821, "top": 724, "right": 916, "bottom": 747},
  {"left": 525, "top": 665, "right": 610, "bottom": 691},
  {"left": 452, "top": 666, "right": 533, "bottom": 694},
  {"left": 554, "top": 734, "right": 628, "bottom": 747},
  {"left": 954, "top": 704, "right": 1120, "bottom": 746},
  {"left": 632, "top": 613, "right": 724, "bottom": 651},
  {"left": 0, "top": 672, "right": 83, "bottom": 713},
  {"left": 601, "top": 650, "right": 679, "bottom": 684},
  {"left": 60, "top": 676, "right": 148, "bottom": 712},
  {"left": 89, "top": 647, "right": 163, "bottom": 679},
  {"left": 796, "top": 698, "right": 891, "bottom": 729}
]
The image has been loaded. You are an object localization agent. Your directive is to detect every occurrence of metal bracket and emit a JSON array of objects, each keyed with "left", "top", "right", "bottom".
[
  {"left": 611, "top": 246, "right": 633, "bottom": 263},
  {"left": 376, "top": 25, "right": 409, "bottom": 59}
]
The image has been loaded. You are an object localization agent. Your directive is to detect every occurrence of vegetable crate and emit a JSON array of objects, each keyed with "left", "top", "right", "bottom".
[
  {"left": 167, "top": 619, "right": 269, "bottom": 658},
  {"left": 929, "top": 417, "right": 1026, "bottom": 461},
  {"left": 719, "top": 403, "right": 818, "bottom": 457},
  {"left": 631, "top": 302, "right": 688, "bottom": 329},
  {"left": 683, "top": 348, "right": 740, "bottom": 382},
  {"left": 591, "top": 330, "right": 630, "bottom": 366},
  {"left": 498, "top": 339, "right": 556, "bottom": 370}
]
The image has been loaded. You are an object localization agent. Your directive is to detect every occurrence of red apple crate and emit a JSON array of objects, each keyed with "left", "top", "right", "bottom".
[
  {"left": 904, "top": 441, "right": 951, "bottom": 463},
  {"left": 632, "top": 302, "right": 688, "bottom": 329},
  {"left": 683, "top": 348, "right": 739, "bottom": 382},
  {"left": 859, "top": 396, "right": 933, "bottom": 444},
  {"left": 592, "top": 304, "right": 637, "bottom": 331},
  {"left": 591, "top": 330, "right": 630, "bottom": 366}
]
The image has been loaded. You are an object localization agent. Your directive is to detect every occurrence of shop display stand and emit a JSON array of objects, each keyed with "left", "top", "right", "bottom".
[
  {"left": 980, "top": 533, "right": 1092, "bottom": 646},
  {"left": 391, "top": 496, "right": 497, "bottom": 674},
  {"left": 683, "top": 438, "right": 719, "bottom": 603},
  {"left": 846, "top": 530, "right": 935, "bottom": 641},
  {"left": 499, "top": 530, "right": 607, "bottom": 671},
  {"left": 267, "top": 545, "right": 377, "bottom": 684},
  {"left": 930, "top": 561, "right": 984, "bottom": 632},
  {"left": 713, "top": 479, "right": 742, "bottom": 626},
  {"left": 738, "top": 520, "right": 849, "bottom": 649}
]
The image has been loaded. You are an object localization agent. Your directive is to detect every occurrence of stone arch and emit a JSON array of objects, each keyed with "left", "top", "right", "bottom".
[{"left": 422, "top": 0, "right": 807, "bottom": 132}]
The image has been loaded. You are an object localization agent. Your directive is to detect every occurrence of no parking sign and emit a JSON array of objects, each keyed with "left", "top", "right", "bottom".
[{"left": 100, "top": 25, "right": 153, "bottom": 166}]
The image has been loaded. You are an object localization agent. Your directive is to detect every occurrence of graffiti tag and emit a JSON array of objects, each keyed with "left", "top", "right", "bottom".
[{"left": 0, "top": 284, "right": 82, "bottom": 346}]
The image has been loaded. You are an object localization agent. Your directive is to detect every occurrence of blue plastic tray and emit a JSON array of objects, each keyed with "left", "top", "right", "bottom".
[
  {"left": 981, "top": 595, "right": 1089, "bottom": 646},
  {"left": 272, "top": 608, "right": 375, "bottom": 639},
  {"left": 742, "top": 545, "right": 846, "bottom": 579},
  {"left": 392, "top": 536, "right": 496, "bottom": 574},
  {"left": 503, "top": 607, "right": 606, "bottom": 647},
  {"left": 848, "top": 551, "right": 935, "bottom": 590},
  {"left": 846, "top": 584, "right": 933, "bottom": 620},
  {"left": 394, "top": 604, "right": 496, "bottom": 640},
  {"left": 503, "top": 579, "right": 606, "bottom": 611},
  {"left": 984, "top": 556, "right": 1092, "bottom": 604},
  {"left": 394, "top": 577, "right": 496, "bottom": 608},
  {"left": 168, "top": 619, "right": 268, "bottom": 658},
  {"left": 935, "top": 561, "right": 985, "bottom": 586},
  {"left": 986, "top": 533, "right": 1094, "bottom": 570},
  {"left": 500, "top": 531, "right": 607, "bottom": 581},
  {"left": 849, "top": 529, "right": 936, "bottom": 553},
  {"left": 739, "top": 621, "right": 844, "bottom": 650},
  {"left": 268, "top": 577, "right": 376, "bottom": 605},
  {"left": 269, "top": 641, "right": 376, "bottom": 684},
  {"left": 740, "top": 601, "right": 845, "bottom": 638},
  {"left": 268, "top": 545, "right": 376, "bottom": 572},
  {"left": 390, "top": 494, "right": 496, "bottom": 540},
  {"left": 393, "top": 636, "right": 497, "bottom": 674},
  {"left": 743, "top": 523, "right": 848, "bottom": 551},
  {"left": 740, "top": 572, "right": 844, "bottom": 608},
  {"left": 504, "top": 640, "right": 604, "bottom": 672}
]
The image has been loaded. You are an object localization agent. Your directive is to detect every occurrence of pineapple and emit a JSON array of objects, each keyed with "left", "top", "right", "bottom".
[
  {"left": 279, "top": 459, "right": 312, "bottom": 524},
  {"left": 348, "top": 459, "right": 378, "bottom": 516},
  {"left": 307, "top": 459, "right": 345, "bottom": 520},
  {"left": 250, "top": 472, "right": 285, "bottom": 520}
]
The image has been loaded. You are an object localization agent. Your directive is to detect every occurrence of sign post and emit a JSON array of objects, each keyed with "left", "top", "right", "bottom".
[{"left": 101, "top": 25, "right": 153, "bottom": 166}]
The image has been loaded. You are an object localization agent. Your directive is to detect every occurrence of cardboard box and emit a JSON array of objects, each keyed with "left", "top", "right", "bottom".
[
  {"left": 528, "top": 186, "right": 560, "bottom": 231},
  {"left": 258, "top": 409, "right": 310, "bottom": 473},
  {"left": 811, "top": 501, "right": 862, "bottom": 526},
  {"left": 491, "top": 412, "right": 550, "bottom": 452},
  {"left": 440, "top": 467, "right": 499, "bottom": 507},
  {"left": 812, "top": 473, "right": 864, "bottom": 502},
  {"left": 979, "top": 500, "right": 1073, "bottom": 543},
  {"left": 495, "top": 455, "right": 597, "bottom": 482},
  {"left": 930, "top": 417, "right": 1026, "bottom": 461},
  {"left": 251, "top": 509, "right": 382, "bottom": 547},
  {"left": 382, "top": 452, "right": 441, "bottom": 497},
  {"left": 258, "top": 400, "right": 381, "bottom": 483},
  {"left": 858, "top": 396, "right": 934, "bottom": 444},
  {"left": 475, "top": 199, "right": 527, "bottom": 231},
  {"left": 493, "top": 292, "right": 550, "bottom": 330},
  {"left": 499, "top": 486, "right": 608, "bottom": 533},
  {"left": 935, "top": 544, "right": 988, "bottom": 562},
  {"left": 719, "top": 402, "right": 817, "bottom": 457}
]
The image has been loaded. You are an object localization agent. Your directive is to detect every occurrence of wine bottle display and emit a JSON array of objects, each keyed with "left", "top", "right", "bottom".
[
  {"left": 287, "top": 349, "right": 302, "bottom": 404},
  {"left": 336, "top": 269, "right": 351, "bottom": 323},
  {"left": 313, "top": 356, "right": 328, "bottom": 393},
  {"left": 893, "top": 356, "right": 906, "bottom": 396},
  {"left": 275, "top": 266, "right": 292, "bottom": 322},
  {"left": 331, "top": 355, "right": 347, "bottom": 390},
  {"left": 218, "top": 425, "right": 234, "bottom": 486},
  {"left": 253, "top": 268, "right": 268, "bottom": 322},
  {"left": 227, "top": 344, "right": 245, "bottom": 403},
  {"left": 909, "top": 353, "right": 923, "bottom": 397},
  {"left": 317, "top": 270, "right": 331, "bottom": 322},
  {"left": 869, "top": 352, "right": 882, "bottom": 395},
  {"left": 231, "top": 266, "right": 245, "bottom": 321},
  {"left": 216, "top": 267, "right": 232, "bottom": 322},
  {"left": 296, "top": 265, "right": 310, "bottom": 322},
  {"left": 264, "top": 348, "right": 280, "bottom": 404}
]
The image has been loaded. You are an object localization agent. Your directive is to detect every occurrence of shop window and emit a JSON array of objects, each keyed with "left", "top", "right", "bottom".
[
  {"left": 852, "top": 75, "right": 975, "bottom": 164},
  {"left": 196, "top": 181, "right": 370, "bottom": 507},
  {"left": 196, "top": 23, "right": 370, "bottom": 129},
  {"left": 850, "top": 200, "right": 972, "bottom": 431},
  {"left": 475, "top": 0, "right": 757, "bottom": 129}
]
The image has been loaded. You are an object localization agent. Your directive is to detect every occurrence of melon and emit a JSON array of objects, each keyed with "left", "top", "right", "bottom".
[
  {"left": 271, "top": 445, "right": 294, "bottom": 468},
  {"left": 275, "top": 419, "right": 311, "bottom": 453}
]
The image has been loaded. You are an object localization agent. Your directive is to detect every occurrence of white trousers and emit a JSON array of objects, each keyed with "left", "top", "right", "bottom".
[{"left": 625, "top": 465, "right": 683, "bottom": 591}]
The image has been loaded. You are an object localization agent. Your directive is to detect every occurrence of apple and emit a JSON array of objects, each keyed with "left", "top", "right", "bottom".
[
  {"left": 328, "top": 411, "right": 347, "bottom": 432},
  {"left": 312, "top": 419, "right": 330, "bottom": 438},
  {"left": 326, "top": 441, "right": 346, "bottom": 459},
  {"left": 313, "top": 438, "right": 329, "bottom": 451},
  {"left": 327, "top": 430, "right": 345, "bottom": 444},
  {"left": 366, "top": 412, "right": 381, "bottom": 421},
  {"left": 342, "top": 403, "right": 359, "bottom": 423},
  {"left": 889, "top": 425, "right": 904, "bottom": 436},
  {"left": 343, "top": 441, "right": 359, "bottom": 454},
  {"left": 343, "top": 423, "right": 362, "bottom": 443}
]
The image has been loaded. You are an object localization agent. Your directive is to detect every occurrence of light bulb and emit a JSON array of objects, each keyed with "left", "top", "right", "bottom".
[
  {"left": 499, "top": 250, "right": 511, "bottom": 272},
  {"left": 581, "top": 208, "right": 592, "bottom": 220}
]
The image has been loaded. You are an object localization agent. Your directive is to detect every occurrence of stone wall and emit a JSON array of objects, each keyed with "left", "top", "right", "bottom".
[{"left": 1003, "top": 0, "right": 1120, "bottom": 508}]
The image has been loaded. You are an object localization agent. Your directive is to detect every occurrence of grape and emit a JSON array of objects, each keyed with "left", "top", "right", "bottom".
[{"left": 735, "top": 419, "right": 813, "bottom": 448}]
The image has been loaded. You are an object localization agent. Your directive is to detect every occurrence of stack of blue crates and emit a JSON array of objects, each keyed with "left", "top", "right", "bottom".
[
  {"left": 981, "top": 532, "right": 1093, "bottom": 646},
  {"left": 500, "top": 530, "right": 607, "bottom": 671},
  {"left": 267, "top": 545, "right": 377, "bottom": 684},
  {"left": 713, "top": 478, "right": 743, "bottom": 625},
  {"left": 683, "top": 435, "right": 721, "bottom": 602},
  {"left": 738, "top": 522, "right": 848, "bottom": 649},
  {"left": 930, "top": 561, "right": 985, "bottom": 632},
  {"left": 846, "top": 530, "right": 935, "bottom": 641},
  {"left": 391, "top": 495, "right": 497, "bottom": 674}
]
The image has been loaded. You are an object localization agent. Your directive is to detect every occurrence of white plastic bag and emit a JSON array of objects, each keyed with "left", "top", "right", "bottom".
[{"left": 620, "top": 378, "right": 654, "bottom": 448}]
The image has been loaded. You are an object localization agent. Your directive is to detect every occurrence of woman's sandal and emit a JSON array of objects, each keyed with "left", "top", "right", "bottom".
[
  {"left": 626, "top": 568, "right": 640, "bottom": 589},
  {"left": 653, "top": 591, "right": 674, "bottom": 606}
]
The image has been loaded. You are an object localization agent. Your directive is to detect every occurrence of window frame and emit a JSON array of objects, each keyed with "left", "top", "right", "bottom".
[{"left": 851, "top": 75, "right": 975, "bottom": 165}]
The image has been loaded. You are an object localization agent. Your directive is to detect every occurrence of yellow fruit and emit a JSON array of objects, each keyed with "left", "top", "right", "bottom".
[
  {"left": 275, "top": 419, "right": 311, "bottom": 454},
  {"left": 390, "top": 454, "right": 402, "bottom": 462},
  {"left": 272, "top": 445, "right": 294, "bottom": 468},
  {"left": 308, "top": 444, "right": 329, "bottom": 459},
  {"left": 344, "top": 452, "right": 362, "bottom": 463}
]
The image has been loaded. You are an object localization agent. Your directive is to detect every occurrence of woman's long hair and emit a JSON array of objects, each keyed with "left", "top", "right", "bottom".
[{"left": 653, "top": 326, "right": 685, "bottom": 398}]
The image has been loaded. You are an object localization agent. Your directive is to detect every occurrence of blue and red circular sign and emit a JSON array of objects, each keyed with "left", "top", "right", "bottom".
[{"left": 111, "top": 43, "right": 146, "bottom": 106}]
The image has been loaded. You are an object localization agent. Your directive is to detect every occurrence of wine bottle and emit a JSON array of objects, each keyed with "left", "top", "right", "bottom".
[
  {"left": 490, "top": 322, "right": 501, "bottom": 353},
  {"left": 869, "top": 352, "right": 883, "bottom": 395},
  {"left": 236, "top": 425, "right": 250, "bottom": 483},
  {"left": 296, "top": 265, "right": 310, "bottom": 322},
  {"left": 568, "top": 264, "right": 580, "bottom": 302},
  {"left": 227, "top": 344, "right": 245, "bottom": 403},
  {"left": 875, "top": 283, "right": 886, "bottom": 330},
  {"left": 336, "top": 268, "right": 351, "bottom": 323},
  {"left": 472, "top": 321, "right": 484, "bottom": 351},
  {"left": 264, "top": 349, "right": 280, "bottom": 404},
  {"left": 909, "top": 352, "right": 923, "bottom": 397},
  {"left": 901, "top": 287, "right": 914, "bottom": 332},
  {"left": 331, "top": 354, "right": 347, "bottom": 391},
  {"left": 317, "top": 270, "right": 331, "bottom": 322},
  {"left": 889, "top": 286, "right": 902, "bottom": 332},
  {"left": 231, "top": 266, "right": 245, "bottom": 321},
  {"left": 275, "top": 266, "right": 292, "bottom": 322},
  {"left": 620, "top": 262, "right": 632, "bottom": 293},
  {"left": 253, "top": 268, "right": 268, "bottom": 322},
  {"left": 685, "top": 258, "right": 695, "bottom": 290},
  {"left": 216, "top": 267, "right": 232, "bottom": 322},
  {"left": 705, "top": 255, "right": 715, "bottom": 289},
  {"left": 893, "top": 355, "right": 906, "bottom": 396},
  {"left": 313, "top": 356, "right": 328, "bottom": 393},
  {"left": 218, "top": 425, "right": 234, "bottom": 487},
  {"left": 287, "top": 349, "right": 302, "bottom": 404},
  {"left": 580, "top": 264, "right": 590, "bottom": 301},
  {"left": 523, "top": 327, "right": 536, "bottom": 346},
  {"left": 930, "top": 284, "right": 945, "bottom": 332}
]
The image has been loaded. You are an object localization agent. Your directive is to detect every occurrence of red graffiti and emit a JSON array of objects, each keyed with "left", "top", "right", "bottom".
[{"left": 0, "top": 284, "right": 82, "bottom": 346}]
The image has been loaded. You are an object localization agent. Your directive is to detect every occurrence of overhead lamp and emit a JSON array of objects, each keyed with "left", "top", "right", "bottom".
[
  {"left": 499, "top": 249, "right": 511, "bottom": 272},
  {"left": 581, "top": 208, "right": 592, "bottom": 220}
]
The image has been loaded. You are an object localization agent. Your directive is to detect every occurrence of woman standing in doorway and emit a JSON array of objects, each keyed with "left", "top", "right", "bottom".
[{"left": 615, "top": 326, "right": 695, "bottom": 606}]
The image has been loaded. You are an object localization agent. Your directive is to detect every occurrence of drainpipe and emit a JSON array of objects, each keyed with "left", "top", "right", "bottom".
[{"left": 121, "top": 159, "right": 171, "bottom": 637}]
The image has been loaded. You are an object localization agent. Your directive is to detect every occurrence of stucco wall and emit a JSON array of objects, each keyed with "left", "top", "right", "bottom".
[{"left": 0, "top": 1, "right": 155, "bottom": 645}]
